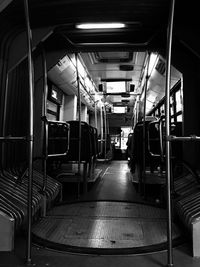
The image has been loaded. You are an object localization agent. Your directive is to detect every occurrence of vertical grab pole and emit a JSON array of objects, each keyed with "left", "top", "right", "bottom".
[
  {"left": 104, "top": 104, "right": 107, "bottom": 160},
  {"left": 75, "top": 53, "right": 81, "bottom": 198},
  {"left": 165, "top": 0, "right": 175, "bottom": 266},
  {"left": 106, "top": 113, "right": 110, "bottom": 135},
  {"left": 100, "top": 104, "right": 103, "bottom": 155},
  {"left": 2, "top": 75, "right": 9, "bottom": 167},
  {"left": 142, "top": 52, "right": 150, "bottom": 196},
  {"left": 24, "top": 0, "right": 34, "bottom": 264},
  {"left": 41, "top": 45, "right": 48, "bottom": 216},
  {"left": 94, "top": 101, "right": 98, "bottom": 129},
  {"left": 159, "top": 116, "right": 164, "bottom": 173}
]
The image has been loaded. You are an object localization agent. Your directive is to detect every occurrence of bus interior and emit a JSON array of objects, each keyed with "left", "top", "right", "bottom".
[{"left": 0, "top": 1, "right": 200, "bottom": 267}]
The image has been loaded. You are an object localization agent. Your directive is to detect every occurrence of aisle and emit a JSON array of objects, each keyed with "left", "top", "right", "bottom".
[
  {"left": 32, "top": 160, "right": 183, "bottom": 254},
  {"left": 83, "top": 160, "right": 141, "bottom": 202}
]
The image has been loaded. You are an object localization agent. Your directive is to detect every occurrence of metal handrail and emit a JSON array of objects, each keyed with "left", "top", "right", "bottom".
[
  {"left": 42, "top": 119, "right": 70, "bottom": 158},
  {"left": 158, "top": 116, "right": 165, "bottom": 163},
  {"left": 41, "top": 45, "right": 48, "bottom": 198},
  {"left": 165, "top": 0, "right": 176, "bottom": 265},
  {"left": 141, "top": 52, "right": 151, "bottom": 196},
  {"left": 75, "top": 52, "right": 82, "bottom": 198},
  {"left": 147, "top": 117, "right": 164, "bottom": 159},
  {"left": 24, "top": 0, "right": 34, "bottom": 264},
  {"left": 103, "top": 104, "right": 107, "bottom": 160},
  {"left": 0, "top": 136, "right": 27, "bottom": 141},
  {"left": 168, "top": 135, "right": 200, "bottom": 141}
]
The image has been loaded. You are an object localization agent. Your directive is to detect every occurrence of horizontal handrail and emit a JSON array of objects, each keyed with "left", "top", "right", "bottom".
[
  {"left": 48, "top": 152, "right": 68, "bottom": 158},
  {"left": 167, "top": 135, "right": 200, "bottom": 141},
  {"left": 0, "top": 136, "right": 27, "bottom": 141}
]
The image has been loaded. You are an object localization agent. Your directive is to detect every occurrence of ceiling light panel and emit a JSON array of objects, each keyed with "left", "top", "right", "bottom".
[{"left": 76, "top": 23, "right": 126, "bottom": 29}]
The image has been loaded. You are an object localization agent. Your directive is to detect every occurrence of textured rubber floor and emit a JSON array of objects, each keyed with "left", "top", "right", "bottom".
[{"left": 32, "top": 201, "right": 183, "bottom": 254}]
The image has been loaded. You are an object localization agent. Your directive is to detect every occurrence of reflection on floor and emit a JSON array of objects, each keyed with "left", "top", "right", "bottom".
[{"left": 33, "top": 201, "right": 182, "bottom": 253}]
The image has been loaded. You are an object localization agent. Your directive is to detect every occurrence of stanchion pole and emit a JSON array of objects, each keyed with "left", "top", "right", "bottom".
[
  {"left": 94, "top": 101, "right": 98, "bottom": 129},
  {"left": 75, "top": 53, "right": 82, "bottom": 198},
  {"left": 104, "top": 104, "right": 107, "bottom": 160},
  {"left": 41, "top": 45, "right": 48, "bottom": 216},
  {"left": 100, "top": 104, "right": 104, "bottom": 155},
  {"left": 165, "top": 0, "right": 176, "bottom": 266},
  {"left": 24, "top": 0, "right": 34, "bottom": 264},
  {"left": 141, "top": 52, "right": 150, "bottom": 196}
]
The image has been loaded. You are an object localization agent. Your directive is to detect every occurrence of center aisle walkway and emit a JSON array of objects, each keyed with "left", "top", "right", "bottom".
[
  {"left": 82, "top": 160, "right": 141, "bottom": 202},
  {"left": 32, "top": 160, "right": 182, "bottom": 256}
]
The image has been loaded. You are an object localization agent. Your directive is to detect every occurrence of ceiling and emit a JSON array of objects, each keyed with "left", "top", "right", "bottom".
[
  {"left": 1, "top": 0, "right": 199, "bottom": 55},
  {"left": 0, "top": 0, "right": 12, "bottom": 12},
  {"left": 1, "top": 0, "right": 170, "bottom": 52},
  {"left": 80, "top": 51, "right": 147, "bottom": 109},
  {"left": 0, "top": 0, "right": 196, "bottom": 116}
]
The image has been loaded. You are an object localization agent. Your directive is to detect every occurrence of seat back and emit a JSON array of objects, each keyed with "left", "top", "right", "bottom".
[
  {"left": 47, "top": 121, "right": 70, "bottom": 157},
  {"left": 65, "top": 121, "right": 92, "bottom": 162}
]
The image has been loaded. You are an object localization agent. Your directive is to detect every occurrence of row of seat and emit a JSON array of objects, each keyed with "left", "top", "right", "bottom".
[
  {"left": 0, "top": 167, "right": 62, "bottom": 251},
  {"left": 65, "top": 121, "right": 98, "bottom": 162},
  {"left": 0, "top": 120, "right": 99, "bottom": 252},
  {"left": 171, "top": 162, "right": 200, "bottom": 257},
  {"left": 48, "top": 121, "right": 70, "bottom": 156},
  {"left": 47, "top": 120, "right": 101, "bottom": 194},
  {"left": 128, "top": 119, "right": 183, "bottom": 175},
  {"left": 47, "top": 121, "right": 99, "bottom": 164}
]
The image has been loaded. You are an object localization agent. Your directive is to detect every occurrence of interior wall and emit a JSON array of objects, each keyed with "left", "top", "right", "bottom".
[
  {"left": 63, "top": 95, "right": 77, "bottom": 121},
  {"left": 3, "top": 59, "right": 29, "bottom": 169},
  {"left": 8, "top": 27, "right": 53, "bottom": 72},
  {"left": 172, "top": 42, "right": 200, "bottom": 169}
]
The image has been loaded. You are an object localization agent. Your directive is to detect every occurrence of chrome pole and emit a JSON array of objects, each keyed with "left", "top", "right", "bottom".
[
  {"left": 142, "top": 52, "right": 150, "bottom": 196},
  {"left": 41, "top": 45, "right": 48, "bottom": 216},
  {"left": 24, "top": 0, "right": 34, "bottom": 264},
  {"left": 159, "top": 117, "right": 165, "bottom": 170},
  {"left": 106, "top": 114, "right": 110, "bottom": 135},
  {"left": 94, "top": 101, "right": 98, "bottom": 129},
  {"left": 104, "top": 104, "right": 107, "bottom": 160},
  {"left": 134, "top": 95, "right": 139, "bottom": 128},
  {"left": 100, "top": 104, "right": 103, "bottom": 155},
  {"left": 2, "top": 74, "right": 9, "bottom": 167},
  {"left": 165, "top": 0, "right": 175, "bottom": 266},
  {"left": 169, "top": 135, "right": 200, "bottom": 141},
  {"left": 75, "top": 53, "right": 81, "bottom": 198}
]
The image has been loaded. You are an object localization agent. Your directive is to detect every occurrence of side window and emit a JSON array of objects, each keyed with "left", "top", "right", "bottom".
[
  {"left": 173, "top": 87, "right": 183, "bottom": 122},
  {"left": 47, "top": 100, "right": 59, "bottom": 121},
  {"left": 47, "top": 80, "right": 63, "bottom": 121}
]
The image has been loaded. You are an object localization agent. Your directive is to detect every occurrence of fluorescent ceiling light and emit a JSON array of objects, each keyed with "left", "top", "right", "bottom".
[{"left": 76, "top": 23, "right": 126, "bottom": 29}]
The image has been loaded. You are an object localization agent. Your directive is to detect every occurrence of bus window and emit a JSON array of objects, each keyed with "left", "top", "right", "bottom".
[
  {"left": 47, "top": 100, "right": 60, "bottom": 120},
  {"left": 176, "top": 89, "right": 182, "bottom": 113},
  {"left": 177, "top": 114, "right": 183, "bottom": 122}
]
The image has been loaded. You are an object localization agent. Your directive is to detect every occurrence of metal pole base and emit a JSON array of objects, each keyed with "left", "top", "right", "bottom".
[
  {"left": 26, "top": 259, "right": 36, "bottom": 266},
  {"left": 166, "top": 263, "right": 174, "bottom": 267}
]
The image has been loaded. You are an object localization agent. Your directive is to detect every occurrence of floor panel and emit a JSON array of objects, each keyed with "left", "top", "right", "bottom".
[{"left": 32, "top": 201, "right": 182, "bottom": 254}]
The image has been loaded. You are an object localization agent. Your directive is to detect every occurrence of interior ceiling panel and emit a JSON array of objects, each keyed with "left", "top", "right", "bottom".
[
  {"left": 1, "top": 0, "right": 170, "bottom": 51},
  {"left": 1, "top": 0, "right": 199, "bottom": 56},
  {"left": 91, "top": 52, "right": 134, "bottom": 63},
  {"left": 0, "top": 0, "right": 186, "bottom": 114},
  {"left": 81, "top": 51, "right": 146, "bottom": 91},
  {"left": 0, "top": 0, "right": 12, "bottom": 12}
]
